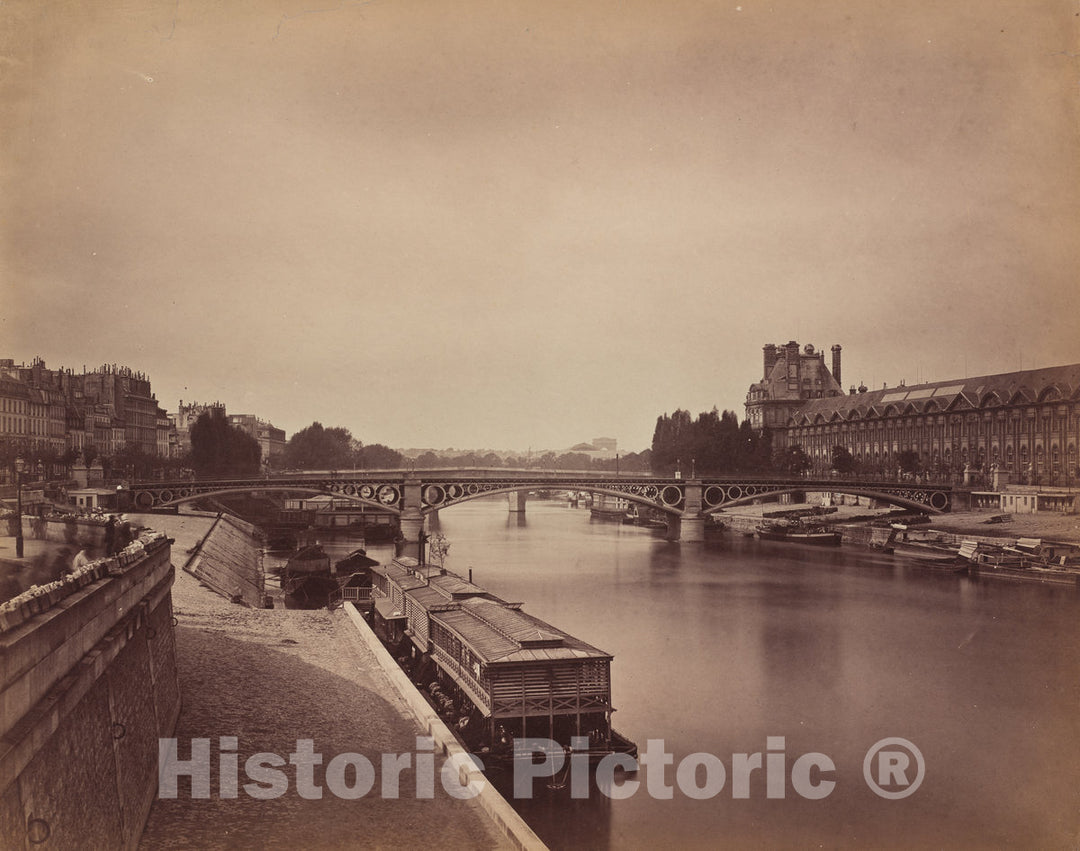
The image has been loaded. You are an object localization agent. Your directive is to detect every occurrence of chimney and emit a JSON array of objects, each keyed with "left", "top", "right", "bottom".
[
  {"left": 763, "top": 344, "right": 778, "bottom": 377},
  {"left": 831, "top": 344, "right": 842, "bottom": 386}
]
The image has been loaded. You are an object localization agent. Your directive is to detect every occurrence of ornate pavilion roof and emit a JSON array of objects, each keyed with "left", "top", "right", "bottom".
[{"left": 788, "top": 362, "right": 1080, "bottom": 426}]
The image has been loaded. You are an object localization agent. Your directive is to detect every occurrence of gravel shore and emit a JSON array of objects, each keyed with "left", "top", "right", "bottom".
[{"left": 139, "top": 514, "right": 508, "bottom": 851}]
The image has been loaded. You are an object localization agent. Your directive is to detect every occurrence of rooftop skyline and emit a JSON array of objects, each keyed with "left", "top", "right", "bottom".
[{"left": 4, "top": 1, "right": 1078, "bottom": 452}]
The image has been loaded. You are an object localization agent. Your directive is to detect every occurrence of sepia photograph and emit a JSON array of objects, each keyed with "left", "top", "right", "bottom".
[{"left": 2, "top": 1, "right": 1079, "bottom": 848}]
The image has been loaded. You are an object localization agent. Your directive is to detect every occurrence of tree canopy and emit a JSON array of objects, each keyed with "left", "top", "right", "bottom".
[
  {"left": 189, "top": 409, "right": 261, "bottom": 476},
  {"left": 284, "top": 422, "right": 355, "bottom": 470},
  {"left": 650, "top": 408, "right": 770, "bottom": 475},
  {"left": 284, "top": 423, "right": 404, "bottom": 470}
]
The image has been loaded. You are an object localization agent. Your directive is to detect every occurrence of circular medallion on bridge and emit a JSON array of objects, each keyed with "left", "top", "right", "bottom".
[
  {"left": 343, "top": 484, "right": 356, "bottom": 495},
  {"left": 661, "top": 485, "right": 683, "bottom": 506},
  {"left": 447, "top": 484, "right": 463, "bottom": 499},
  {"left": 643, "top": 485, "right": 659, "bottom": 499},
  {"left": 159, "top": 489, "right": 173, "bottom": 503},
  {"left": 179, "top": 488, "right": 190, "bottom": 499},
  {"left": 466, "top": 484, "right": 480, "bottom": 495},
  {"left": 930, "top": 491, "right": 949, "bottom": 511},
  {"left": 744, "top": 485, "right": 758, "bottom": 496},
  {"left": 377, "top": 485, "right": 399, "bottom": 505},
  {"left": 360, "top": 485, "right": 374, "bottom": 500},
  {"left": 424, "top": 485, "right": 445, "bottom": 506},
  {"left": 329, "top": 483, "right": 341, "bottom": 493},
  {"left": 136, "top": 491, "right": 154, "bottom": 509},
  {"left": 726, "top": 485, "right": 743, "bottom": 501},
  {"left": 704, "top": 486, "right": 724, "bottom": 506}
]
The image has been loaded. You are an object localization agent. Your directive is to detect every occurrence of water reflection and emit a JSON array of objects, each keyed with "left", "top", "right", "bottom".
[{"left": 430, "top": 497, "right": 1080, "bottom": 849}]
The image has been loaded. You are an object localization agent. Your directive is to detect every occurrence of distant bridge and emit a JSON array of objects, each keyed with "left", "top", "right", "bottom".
[{"left": 124, "top": 469, "right": 952, "bottom": 542}]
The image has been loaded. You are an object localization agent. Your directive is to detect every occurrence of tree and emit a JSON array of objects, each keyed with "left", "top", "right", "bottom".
[
  {"left": 356, "top": 443, "right": 403, "bottom": 469},
  {"left": 897, "top": 449, "right": 920, "bottom": 475},
  {"left": 190, "top": 409, "right": 261, "bottom": 477},
  {"left": 284, "top": 422, "right": 354, "bottom": 470},
  {"left": 831, "top": 445, "right": 856, "bottom": 476},
  {"left": 651, "top": 408, "right": 760, "bottom": 475},
  {"left": 773, "top": 444, "right": 811, "bottom": 476}
]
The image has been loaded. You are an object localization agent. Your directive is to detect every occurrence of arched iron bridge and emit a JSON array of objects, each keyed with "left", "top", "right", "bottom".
[{"left": 124, "top": 469, "right": 952, "bottom": 541}]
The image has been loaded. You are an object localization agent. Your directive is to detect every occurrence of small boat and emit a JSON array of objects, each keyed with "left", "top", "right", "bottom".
[
  {"left": 756, "top": 520, "right": 841, "bottom": 545},
  {"left": 890, "top": 541, "right": 961, "bottom": 564},
  {"left": 282, "top": 545, "right": 337, "bottom": 609}
]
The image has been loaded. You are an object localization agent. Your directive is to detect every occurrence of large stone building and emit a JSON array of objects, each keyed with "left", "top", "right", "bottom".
[
  {"left": 745, "top": 341, "right": 846, "bottom": 430},
  {"left": 0, "top": 358, "right": 175, "bottom": 461},
  {"left": 746, "top": 342, "right": 1080, "bottom": 486}
]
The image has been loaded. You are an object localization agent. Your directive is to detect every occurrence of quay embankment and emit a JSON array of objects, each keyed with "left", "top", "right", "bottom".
[
  {"left": 0, "top": 525, "right": 181, "bottom": 850},
  {"left": 136, "top": 512, "right": 514, "bottom": 851},
  {"left": 716, "top": 502, "right": 1080, "bottom": 586}
]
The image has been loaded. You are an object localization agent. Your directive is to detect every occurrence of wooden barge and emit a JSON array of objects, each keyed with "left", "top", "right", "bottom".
[{"left": 361, "top": 556, "right": 637, "bottom": 765}]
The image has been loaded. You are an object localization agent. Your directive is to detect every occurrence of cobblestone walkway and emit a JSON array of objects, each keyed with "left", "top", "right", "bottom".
[{"left": 139, "top": 517, "right": 506, "bottom": 850}]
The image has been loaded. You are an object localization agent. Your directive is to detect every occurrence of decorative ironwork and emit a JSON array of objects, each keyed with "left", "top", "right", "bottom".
[{"left": 127, "top": 473, "right": 951, "bottom": 515}]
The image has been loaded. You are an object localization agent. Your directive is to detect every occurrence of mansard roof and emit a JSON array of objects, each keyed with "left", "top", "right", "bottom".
[{"left": 788, "top": 362, "right": 1080, "bottom": 424}]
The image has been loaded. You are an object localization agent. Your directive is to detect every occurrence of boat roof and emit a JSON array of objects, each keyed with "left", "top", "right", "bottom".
[
  {"left": 431, "top": 598, "right": 611, "bottom": 664},
  {"left": 372, "top": 560, "right": 498, "bottom": 603},
  {"left": 374, "top": 598, "right": 407, "bottom": 621},
  {"left": 336, "top": 549, "right": 379, "bottom": 570}
]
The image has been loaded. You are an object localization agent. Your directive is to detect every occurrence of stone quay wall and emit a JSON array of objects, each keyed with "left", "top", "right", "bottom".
[
  {"left": 7, "top": 515, "right": 109, "bottom": 548},
  {"left": 183, "top": 513, "right": 265, "bottom": 607},
  {"left": 0, "top": 532, "right": 181, "bottom": 851}
]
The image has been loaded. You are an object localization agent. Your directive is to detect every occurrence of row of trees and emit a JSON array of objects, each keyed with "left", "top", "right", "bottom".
[{"left": 650, "top": 408, "right": 773, "bottom": 476}]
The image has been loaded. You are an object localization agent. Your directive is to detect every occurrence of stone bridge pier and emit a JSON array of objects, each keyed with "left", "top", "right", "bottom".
[
  {"left": 507, "top": 490, "right": 528, "bottom": 514},
  {"left": 399, "top": 475, "right": 425, "bottom": 546},
  {"left": 678, "top": 480, "right": 705, "bottom": 543}
]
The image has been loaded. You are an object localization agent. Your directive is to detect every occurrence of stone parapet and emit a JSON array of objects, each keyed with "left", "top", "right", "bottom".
[{"left": 0, "top": 532, "right": 180, "bottom": 850}]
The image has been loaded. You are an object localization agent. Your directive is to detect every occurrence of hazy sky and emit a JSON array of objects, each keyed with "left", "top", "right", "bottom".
[{"left": 3, "top": 0, "right": 1078, "bottom": 452}]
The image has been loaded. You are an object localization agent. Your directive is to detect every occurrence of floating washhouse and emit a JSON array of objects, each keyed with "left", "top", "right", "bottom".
[{"left": 364, "top": 556, "right": 635, "bottom": 760}]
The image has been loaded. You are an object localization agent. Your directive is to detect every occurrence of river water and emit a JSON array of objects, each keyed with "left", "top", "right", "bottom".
[{"left": 372, "top": 496, "right": 1080, "bottom": 850}]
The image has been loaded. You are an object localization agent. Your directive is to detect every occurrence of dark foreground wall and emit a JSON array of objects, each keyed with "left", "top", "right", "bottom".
[
  {"left": 0, "top": 533, "right": 180, "bottom": 850},
  {"left": 185, "top": 513, "right": 265, "bottom": 607}
]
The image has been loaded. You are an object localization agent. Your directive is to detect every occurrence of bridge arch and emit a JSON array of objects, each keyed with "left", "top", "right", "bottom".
[
  {"left": 131, "top": 484, "right": 401, "bottom": 515},
  {"left": 698, "top": 484, "right": 949, "bottom": 516},
  {"left": 417, "top": 483, "right": 684, "bottom": 517}
]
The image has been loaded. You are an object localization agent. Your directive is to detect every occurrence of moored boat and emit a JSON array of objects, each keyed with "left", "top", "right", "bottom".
[
  {"left": 362, "top": 556, "right": 637, "bottom": 767},
  {"left": 281, "top": 544, "right": 336, "bottom": 608},
  {"left": 756, "top": 520, "right": 841, "bottom": 545}
]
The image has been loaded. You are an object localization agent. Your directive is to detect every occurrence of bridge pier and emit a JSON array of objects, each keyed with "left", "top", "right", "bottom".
[
  {"left": 508, "top": 489, "right": 528, "bottom": 514},
  {"left": 674, "top": 481, "right": 705, "bottom": 543},
  {"left": 399, "top": 475, "right": 424, "bottom": 546}
]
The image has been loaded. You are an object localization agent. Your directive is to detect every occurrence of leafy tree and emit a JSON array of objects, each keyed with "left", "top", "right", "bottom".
[
  {"left": 651, "top": 408, "right": 762, "bottom": 475},
  {"left": 415, "top": 451, "right": 441, "bottom": 468},
  {"left": 356, "top": 443, "right": 403, "bottom": 469},
  {"left": 773, "top": 444, "right": 811, "bottom": 476},
  {"left": 831, "top": 445, "right": 856, "bottom": 476},
  {"left": 190, "top": 409, "right": 261, "bottom": 476},
  {"left": 285, "top": 422, "right": 354, "bottom": 470},
  {"left": 897, "top": 449, "right": 920, "bottom": 475},
  {"left": 556, "top": 452, "right": 592, "bottom": 470}
]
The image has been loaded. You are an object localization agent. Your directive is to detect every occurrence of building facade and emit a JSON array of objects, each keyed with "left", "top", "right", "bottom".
[
  {"left": 746, "top": 343, "right": 1080, "bottom": 486},
  {"left": 745, "top": 341, "right": 846, "bottom": 430},
  {"left": 228, "top": 413, "right": 287, "bottom": 465},
  {"left": 0, "top": 358, "right": 177, "bottom": 463}
]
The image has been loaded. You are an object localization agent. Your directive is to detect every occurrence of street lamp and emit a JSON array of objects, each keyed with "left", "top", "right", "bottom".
[{"left": 14, "top": 456, "right": 24, "bottom": 558}]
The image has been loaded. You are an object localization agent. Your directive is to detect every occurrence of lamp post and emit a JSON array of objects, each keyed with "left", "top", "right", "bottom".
[{"left": 14, "top": 456, "right": 24, "bottom": 558}]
